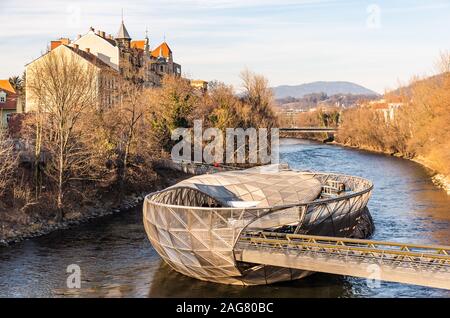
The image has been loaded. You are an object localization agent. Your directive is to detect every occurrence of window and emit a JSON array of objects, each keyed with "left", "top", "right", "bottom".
[{"left": 0, "top": 92, "right": 6, "bottom": 103}]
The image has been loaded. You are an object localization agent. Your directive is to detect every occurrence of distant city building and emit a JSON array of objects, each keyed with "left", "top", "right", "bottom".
[
  {"left": 369, "top": 99, "right": 403, "bottom": 122},
  {"left": 25, "top": 19, "right": 182, "bottom": 112},
  {"left": 0, "top": 80, "right": 20, "bottom": 127}
]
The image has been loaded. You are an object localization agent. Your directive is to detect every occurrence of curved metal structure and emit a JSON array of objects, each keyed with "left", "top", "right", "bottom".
[{"left": 143, "top": 164, "right": 373, "bottom": 285}]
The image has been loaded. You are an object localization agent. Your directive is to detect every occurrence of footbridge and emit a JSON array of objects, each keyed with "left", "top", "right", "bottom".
[
  {"left": 235, "top": 232, "right": 450, "bottom": 290},
  {"left": 280, "top": 127, "right": 338, "bottom": 133}
]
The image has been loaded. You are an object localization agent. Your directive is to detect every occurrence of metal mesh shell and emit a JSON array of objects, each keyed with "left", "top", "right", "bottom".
[{"left": 143, "top": 166, "right": 373, "bottom": 285}]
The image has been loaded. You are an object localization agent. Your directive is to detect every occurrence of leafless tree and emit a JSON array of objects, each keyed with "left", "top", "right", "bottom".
[
  {"left": 0, "top": 129, "right": 17, "bottom": 198},
  {"left": 240, "top": 69, "right": 278, "bottom": 129},
  {"left": 26, "top": 51, "right": 99, "bottom": 219},
  {"left": 112, "top": 79, "right": 149, "bottom": 191}
]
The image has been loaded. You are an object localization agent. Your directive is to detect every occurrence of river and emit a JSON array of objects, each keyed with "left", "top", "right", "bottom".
[{"left": 1, "top": 139, "right": 449, "bottom": 298}]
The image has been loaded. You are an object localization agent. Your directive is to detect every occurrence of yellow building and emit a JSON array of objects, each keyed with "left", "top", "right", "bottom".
[{"left": 25, "top": 44, "right": 117, "bottom": 112}]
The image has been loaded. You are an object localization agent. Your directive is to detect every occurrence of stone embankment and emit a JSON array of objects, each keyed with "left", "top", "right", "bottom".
[
  {"left": 1, "top": 192, "right": 146, "bottom": 246},
  {"left": 1, "top": 168, "right": 189, "bottom": 246}
]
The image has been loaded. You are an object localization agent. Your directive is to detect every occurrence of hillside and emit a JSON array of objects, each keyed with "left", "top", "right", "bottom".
[
  {"left": 276, "top": 93, "right": 378, "bottom": 110},
  {"left": 272, "top": 81, "right": 379, "bottom": 99}
]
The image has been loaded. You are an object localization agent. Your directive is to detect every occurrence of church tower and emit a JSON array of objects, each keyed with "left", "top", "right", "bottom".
[
  {"left": 116, "top": 19, "right": 131, "bottom": 49},
  {"left": 116, "top": 17, "right": 133, "bottom": 79}
]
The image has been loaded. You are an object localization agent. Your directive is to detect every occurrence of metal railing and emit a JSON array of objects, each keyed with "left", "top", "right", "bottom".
[{"left": 238, "top": 231, "right": 450, "bottom": 271}]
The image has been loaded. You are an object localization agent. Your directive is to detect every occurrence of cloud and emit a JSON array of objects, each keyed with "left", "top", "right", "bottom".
[{"left": 1, "top": 0, "right": 449, "bottom": 92}]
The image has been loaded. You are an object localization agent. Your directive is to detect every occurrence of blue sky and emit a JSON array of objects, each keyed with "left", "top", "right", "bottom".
[{"left": 1, "top": 0, "right": 450, "bottom": 93}]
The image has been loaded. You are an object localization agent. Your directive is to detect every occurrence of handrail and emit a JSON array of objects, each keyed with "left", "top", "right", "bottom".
[
  {"left": 245, "top": 231, "right": 450, "bottom": 252},
  {"left": 145, "top": 171, "right": 373, "bottom": 212},
  {"left": 239, "top": 232, "right": 450, "bottom": 262}
]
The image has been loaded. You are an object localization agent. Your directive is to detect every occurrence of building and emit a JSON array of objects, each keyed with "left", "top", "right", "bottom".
[
  {"left": 369, "top": 99, "right": 403, "bottom": 122},
  {"left": 25, "top": 44, "right": 117, "bottom": 112},
  {"left": 0, "top": 80, "right": 19, "bottom": 127},
  {"left": 25, "top": 19, "right": 182, "bottom": 112},
  {"left": 63, "top": 20, "right": 181, "bottom": 86}
]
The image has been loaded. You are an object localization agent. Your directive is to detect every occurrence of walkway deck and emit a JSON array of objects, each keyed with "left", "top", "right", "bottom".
[{"left": 235, "top": 232, "right": 450, "bottom": 290}]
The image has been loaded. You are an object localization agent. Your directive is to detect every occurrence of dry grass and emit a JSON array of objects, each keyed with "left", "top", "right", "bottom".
[{"left": 336, "top": 53, "right": 450, "bottom": 176}]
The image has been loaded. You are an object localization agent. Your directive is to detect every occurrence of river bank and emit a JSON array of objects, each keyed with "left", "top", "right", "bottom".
[
  {"left": 2, "top": 138, "right": 448, "bottom": 297},
  {"left": 0, "top": 160, "right": 254, "bottom": 246},
  {"left": 2, "top": 138, "right": 448, "bottom": 247},
  {"left": 329, "top": 140, "right": 450, "bottom": 194},
  {"left": 0, "top": 168, "right": 189, "bottom": 246}
]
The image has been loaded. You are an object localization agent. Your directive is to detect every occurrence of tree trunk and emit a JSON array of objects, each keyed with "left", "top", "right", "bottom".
[{"left": 56, "top": 128, "right": 64, "bottom": 222}]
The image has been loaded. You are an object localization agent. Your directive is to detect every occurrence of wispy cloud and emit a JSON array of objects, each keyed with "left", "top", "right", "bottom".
[{"left": 1, "top": 0, "right": 449, "bottom": 92}]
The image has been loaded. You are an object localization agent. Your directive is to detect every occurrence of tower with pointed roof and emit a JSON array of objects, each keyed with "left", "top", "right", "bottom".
[
  {"left": 115, "top": 16, "right": 138, "bottom": 80},
  {"left": 116, "top": 19, "right": 131, "bottom": 49}
]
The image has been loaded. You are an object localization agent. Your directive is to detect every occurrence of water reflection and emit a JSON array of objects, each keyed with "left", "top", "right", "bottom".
[
  {"left": 0, "top": 139, "right": 449, "bottom": 297},
  {"left": 146, "top": 261, "right": 353, "bottom": 298}
]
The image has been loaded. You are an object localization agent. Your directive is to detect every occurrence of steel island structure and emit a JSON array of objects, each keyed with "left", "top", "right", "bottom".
[{"left": 143, "top": 164, "right": 375, "bottom": 285}]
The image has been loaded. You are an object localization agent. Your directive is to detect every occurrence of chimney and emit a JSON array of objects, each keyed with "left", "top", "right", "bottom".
[
  {"left": 108, "top": 34, "right": 113, "bottom": 39},
  {"left": 73, "top": 44, "right": 79, "bottom": 50},
  {"left": 89, "top": 27, "right": 95, "bottom": 32},
  {"left": 100, "top": 31, "right": 106, "bottom": 38},
  {"left": 86, "top": 48, "right": 91, "bottom": 53},
  {"left": 60, "top": 38, "right": 70, "bottom": 45}
]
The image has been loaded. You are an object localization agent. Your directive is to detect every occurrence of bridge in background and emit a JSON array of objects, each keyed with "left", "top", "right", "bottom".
[
  {"left": 280, "top": 127, "right": 338, "bottom": 133},
  {"left": 235, "top": 232, "right": 450, "bottom": 290}
]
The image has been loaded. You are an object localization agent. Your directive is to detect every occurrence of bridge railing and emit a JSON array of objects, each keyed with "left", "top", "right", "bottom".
[{"left": 238, "top": 231, "right": 450, "bottom": 269}]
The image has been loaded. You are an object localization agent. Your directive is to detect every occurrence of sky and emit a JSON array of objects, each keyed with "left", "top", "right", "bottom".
[{"left": 1, "top": 0, "right": 450, "bottom": 93}]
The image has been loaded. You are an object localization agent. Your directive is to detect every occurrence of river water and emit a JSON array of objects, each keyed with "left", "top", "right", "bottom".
[{"left": 1, "top": 139, "right": 449, "bottom": 298}]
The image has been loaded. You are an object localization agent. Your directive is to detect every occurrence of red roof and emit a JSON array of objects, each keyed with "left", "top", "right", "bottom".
[
  {"left": 0, "top": 80, "right": 18, "bottom": 110},
  {"left": 151, "top": 42, "right": 172, "bottom": 58},
  {"left": 372, "top": 103, "right": 389, "bottom": 110},
  {"left": 50, "top": 38, "right": 70, "bottom": 51},
  {"left": 0, "top": 80, "right": 15, "bottom": 94},
  {"left": 131, "top": 40, "right": 146, "bottom": 50}
]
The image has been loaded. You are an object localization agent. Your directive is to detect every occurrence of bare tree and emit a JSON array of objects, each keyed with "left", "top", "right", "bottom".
[
  {"left": 435, "top": 50, "right": 450, "bottom": 74},
  {"left": 0, "top": 129, "right": 17, "bottom": 198},
  {"left": 26, "top": 50, "right": 99, "bottom": 219},
  {"left": 112, "top": 79, "right": 148, "bottom": 192},
  {"left": 240, "top": 69, "right": 278, "bottom": 128}
]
